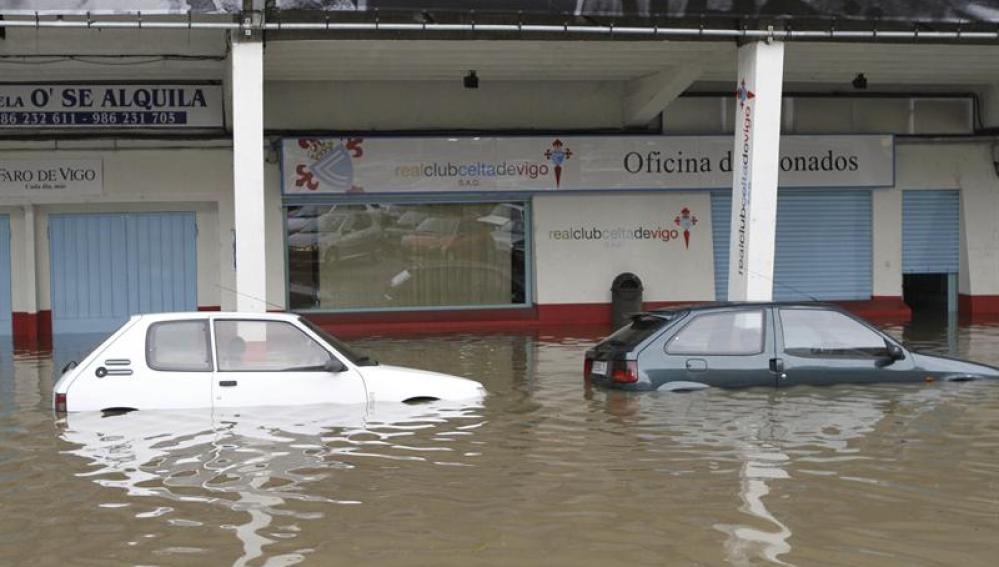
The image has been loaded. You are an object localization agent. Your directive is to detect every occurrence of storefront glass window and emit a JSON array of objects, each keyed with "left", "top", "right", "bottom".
[{"left": 287, "top": 202, "right": 527, "bottom": 310}]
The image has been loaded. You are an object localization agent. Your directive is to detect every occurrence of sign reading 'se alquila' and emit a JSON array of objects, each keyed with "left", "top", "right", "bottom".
[
  {"left": 0, "top": 160, "right": 103, "bottom": 198},
  {"left": 282, "top": 135, "right": 894, "bottom": 194},
  {"left": 0, "top": 84, "right": 223, "bottom": 129}
]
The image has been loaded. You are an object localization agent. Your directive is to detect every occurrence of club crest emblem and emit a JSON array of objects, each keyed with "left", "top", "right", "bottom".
[
  {"left": 543, "top": 139, "right": 572, "bottom": 188},
  {"left": 674, "top": 207, "right": 698, "bottom": 249}
]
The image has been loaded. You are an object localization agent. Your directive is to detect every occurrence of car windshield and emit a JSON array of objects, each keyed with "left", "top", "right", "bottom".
[
  {"left": 601, "top": 312, "right": 679, "bottom": 348},
  {"left": 299, "top": 317, "right": 378, "bottom": 366}
]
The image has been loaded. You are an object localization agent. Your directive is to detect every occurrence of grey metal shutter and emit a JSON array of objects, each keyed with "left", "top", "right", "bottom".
[
  {"left": 712, "top": 189, "right": 873, "bottom": 301},
  {"left": 902, "top": 190, "right": 959, "bottom": 274}
]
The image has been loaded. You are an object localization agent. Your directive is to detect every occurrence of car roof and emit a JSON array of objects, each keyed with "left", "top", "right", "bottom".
[
  {"left": 647, "top": 301, "right": 839, "bottom": 315},
  {"left": 131, "top": 311, "right": 303, "bottom": 324}
]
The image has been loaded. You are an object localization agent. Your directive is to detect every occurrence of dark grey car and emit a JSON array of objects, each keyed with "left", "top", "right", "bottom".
[{"left": 585, "top": 302, "right": 999, "bottom": 391}]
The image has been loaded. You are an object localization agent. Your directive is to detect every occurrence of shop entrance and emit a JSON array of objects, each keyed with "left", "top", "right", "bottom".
[
  {"left": 0, "top": 215, "right": 10, "bottom": 336},
  {"left": 49, "top": 212, "right": 197, "bottom": 334},
  {"left": 902, "top": 190, "right": 959, "bottom": 315}
]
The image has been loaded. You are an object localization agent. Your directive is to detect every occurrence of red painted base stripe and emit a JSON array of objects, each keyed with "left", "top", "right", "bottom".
[
  {"left": 307, "top": 298, "right": 914, "bottom": 337},
  {"left": 958, "top": 294, "right": 999, "bottom": 321}
]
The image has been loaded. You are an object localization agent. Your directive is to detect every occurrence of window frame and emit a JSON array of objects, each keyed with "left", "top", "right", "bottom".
[
  {"left": 665, "top": 308, "right": 767, "bottom": 357},
  {"left": 283, "top": 196, "right": 533, "bottom": 313},
  {"left": 777, "top": 307, "right": 891, "bottom": 359},
  {"left": 145, "top": 319, "right": 215, "bottom": 373},
  {"left": 213, "top": 318, "right": 339, "bottom": 373}
]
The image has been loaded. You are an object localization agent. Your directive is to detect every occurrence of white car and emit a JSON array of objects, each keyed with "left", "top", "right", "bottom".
[{"left": 53, "top": 312, "right": 486, "bottom": 413}]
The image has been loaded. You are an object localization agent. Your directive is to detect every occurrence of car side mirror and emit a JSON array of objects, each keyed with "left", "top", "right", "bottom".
[
  {"left": 324, "top": 358, "right": 347, "bottom": 373},
  {"left": 886, "top": 342, "right": 905, "bottom": 362}
]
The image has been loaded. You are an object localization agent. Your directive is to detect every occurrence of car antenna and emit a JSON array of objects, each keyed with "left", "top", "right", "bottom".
[{"left": 214, "top": 284, "right": 287, "bottom": 311}]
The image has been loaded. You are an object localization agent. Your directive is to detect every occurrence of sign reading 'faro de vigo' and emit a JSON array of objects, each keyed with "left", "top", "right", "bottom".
[
  {"left": 0, "top": 84, "right": 223, "bottom": 129},
  {"left": 0, "top": 160, "right": 103, "bottom": 198},
  {"left": 282, "top": 135, "right": 894, "bottom": 195}
]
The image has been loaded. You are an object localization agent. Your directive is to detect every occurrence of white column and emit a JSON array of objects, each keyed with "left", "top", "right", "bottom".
[
  {"left": 727, "top": 41, "right": 785, "bottom": 302},
  {"left": 22, "top": 205, "right": 37, "bottom": 315},
  {"left": 230, "top": 34, "right": 267, "bottom": 312}
]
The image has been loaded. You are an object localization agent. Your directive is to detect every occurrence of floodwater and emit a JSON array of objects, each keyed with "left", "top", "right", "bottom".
[{"left": 2, "top": 316, "right": 999, "bottom": 566}]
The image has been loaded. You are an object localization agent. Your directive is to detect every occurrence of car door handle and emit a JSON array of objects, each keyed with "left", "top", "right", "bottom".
[
  {"left": 770, "top": 358, "right": 787, "bottom": 380},
  {"left": 219, "top": 380, "right": 238, "bottom": 387}
]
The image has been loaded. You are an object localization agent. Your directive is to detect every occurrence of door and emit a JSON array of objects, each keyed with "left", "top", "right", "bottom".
[
  {"left": 49, "top": 212, "right": 197, "bottom": 334},
  {"left": 713, "top": 190, "right": 873, "bottom": 301},
  {"left": 775, "top": 306, "right": 917, "bottom": 386},
  {"left": 211, "top": 319, "right": 368, "bottom": 408},
  {"left": 655, "top": 308, "right": 777, "bottom": 388},
  {"left": 0, "top": 215, "right": 10, "bottom": 336}
]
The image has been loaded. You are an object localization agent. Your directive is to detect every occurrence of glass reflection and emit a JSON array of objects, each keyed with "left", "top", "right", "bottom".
[{"left": 287, "top": 202, "right": 527, "bottom": 310}]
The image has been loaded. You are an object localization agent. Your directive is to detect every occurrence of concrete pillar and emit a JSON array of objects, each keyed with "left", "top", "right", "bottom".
[
  {"left": 22, "top": 205, "right": 37, "bottom": 317},
  {"left": 727, "top": 40, "right": 785, "bottom": 302},
  {"left": 12, "top": 205, "right": 45, "bottom": 350},
  {"left": 230, "top": 33, "right": 267, "bottom": 312}
]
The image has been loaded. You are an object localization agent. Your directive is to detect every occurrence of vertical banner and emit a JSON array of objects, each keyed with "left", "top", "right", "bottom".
[{"left": 728, "top": 41, "right": 785, "bottom": 302}]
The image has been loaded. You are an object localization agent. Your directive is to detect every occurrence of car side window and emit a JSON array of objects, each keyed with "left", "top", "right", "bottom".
[
  {"left": 215, "top": 320, "right": 332, "bottom": 372},
  {"left": 666, "top": 310, "right": 765, "bottom": 355},
  {"left": 780, "top": 308, "right": 888, "bottom": 358},
  {"left": 147, "top": 320, "right": 213, "bottom": 372}
]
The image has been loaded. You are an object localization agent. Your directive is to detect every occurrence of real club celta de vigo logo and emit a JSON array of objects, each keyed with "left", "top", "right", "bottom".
[
  {"left": 674, "top": 207, "right": 698, "bottom": 249},
  {"left": 543, "top": 138, "right": 572, "bottom": 188}
]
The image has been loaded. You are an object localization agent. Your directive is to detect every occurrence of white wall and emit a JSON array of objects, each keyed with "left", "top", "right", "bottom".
[{"left": 533, "top": 192, "right": 715, "bottom": 305}]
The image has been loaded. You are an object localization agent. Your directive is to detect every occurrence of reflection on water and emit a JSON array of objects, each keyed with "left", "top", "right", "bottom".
[
  {"left": 62, "top": 403, "right": 485, "bottom": 567},
  {"left": 1, "top": 318, "right": 999, "bottom": 566}
]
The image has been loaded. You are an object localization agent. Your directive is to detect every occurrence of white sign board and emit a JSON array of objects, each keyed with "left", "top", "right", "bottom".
[
  {"left": 533, "top": 192, "right": 715, "bottom": 304},
  {"left": 282, "top": 135, "right": 894, "bottom": 195},
  {"left": 0, "top": 84, "right": 224, "bottom": 129},
  {"left": 0, "top": 160, "right": 103, "bottom": 197}
]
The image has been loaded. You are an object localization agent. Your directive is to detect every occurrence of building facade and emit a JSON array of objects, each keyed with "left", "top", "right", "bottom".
[{"left": 3, "top": 2, "right": 999, "bottom": 346}]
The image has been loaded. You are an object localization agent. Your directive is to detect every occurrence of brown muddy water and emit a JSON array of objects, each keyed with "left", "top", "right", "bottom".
[{"left": 1, "top": 316, "right": 998, "bottom": 566}]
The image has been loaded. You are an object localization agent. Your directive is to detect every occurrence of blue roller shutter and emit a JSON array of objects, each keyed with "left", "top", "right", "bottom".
[
  {"left": 712, "top": 190, "right": 872, "bottom": 301},
  {"left": 902, "top": 190, "right": 959, "bottom": 274},
  {"left": 0, "top": 215, "right": 10, "bottom": 336},
  {"left": 49, "top": 212, "right": 197, "bottom": 334},
  {"left": 711, "top": 196, "right": 732, "bottom": 301}
]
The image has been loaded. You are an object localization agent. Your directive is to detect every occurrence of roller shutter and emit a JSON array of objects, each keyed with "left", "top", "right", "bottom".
[
  {"left": 713, "top": 190, "right": 873, "bottom": 301},
  {"left": 902, "top": 190, "right": 959, "bottom": 274}
]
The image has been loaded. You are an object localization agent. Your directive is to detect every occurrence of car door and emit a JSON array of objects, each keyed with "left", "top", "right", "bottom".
[
  {"left": 775, "top": 307, "right": 918, "bottom": 386},
  {"left": 657, "top": 307, "right": 778, "bottom": 388},
  {"left": 211, "top": 319, "right": 368, "bottom": 409}
]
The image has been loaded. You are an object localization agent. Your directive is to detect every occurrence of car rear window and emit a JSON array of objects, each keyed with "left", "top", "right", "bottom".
[{"left": 600, "top": 312, "right": 678, "bottom": 348}]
